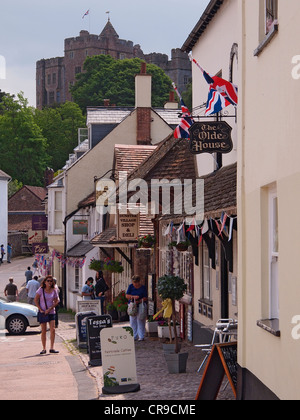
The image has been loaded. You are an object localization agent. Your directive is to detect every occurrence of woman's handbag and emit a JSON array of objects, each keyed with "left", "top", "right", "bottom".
[
  {"left": 127, "top": 300, "right": 138, "bottom": 317},
  {"left": 37, "top": 311, "right": 50, "bottom": 323}
]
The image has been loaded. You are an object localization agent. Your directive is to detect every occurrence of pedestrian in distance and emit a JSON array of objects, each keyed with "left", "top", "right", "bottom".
[
  {"left": 7, "top": 243, "right": 12, "bottom": 263},
  {"left": 32, "top": 258, "right": 39, "bottom": 276},
  {"left": 26, "top": 276, "right": 40, "bottom": 305},
  {"left": 25, "top": 266, "right": 33, "bottom": 284},
  {"left": 126, "top": 276, "right": 148, "bottom": 342},
  {"left": 0, "top": 244, "right": 5, "bottom": 264},
  {"left": 4, "top": 277, "right": 19, "bottom": 302},
  {"left": 81, "top": 277, "right": 95, "bottom": 300},
  {"left": 34, "top": 275, "right": 60, "bottom": 355},
  {"left": 95, "top": 270, "right": 109, "bottom": 314}
]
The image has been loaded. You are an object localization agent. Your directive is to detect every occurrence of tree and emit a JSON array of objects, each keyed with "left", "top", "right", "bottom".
[
  {"left": 70, "top": 56, "right": 173, "bottom": 111},
  {"left": 0, "top": 93, "right": 48, "bottom": 186},
  {"left": 34, "top": 102, "right": 86, "bottom": 171}
]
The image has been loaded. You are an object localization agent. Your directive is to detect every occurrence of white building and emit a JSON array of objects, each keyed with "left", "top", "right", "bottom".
[{"left": 0, "top": 170, "right": 11, "bottom": 261}]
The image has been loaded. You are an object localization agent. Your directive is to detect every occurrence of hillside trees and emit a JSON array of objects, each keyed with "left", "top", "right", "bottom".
[{"left": 70, "top": 56, "right": 173, "bottom": 111}]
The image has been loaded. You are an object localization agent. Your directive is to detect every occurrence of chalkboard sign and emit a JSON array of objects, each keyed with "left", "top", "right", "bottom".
[
  {"left": 195, "top": 342, "right": 237, "bottom": 400},
  {"left": 76, "top": 311, "right": 97, "bottom": 349},
  {"left": 86, "top": 315, "right": 112, "bottom": 366}
]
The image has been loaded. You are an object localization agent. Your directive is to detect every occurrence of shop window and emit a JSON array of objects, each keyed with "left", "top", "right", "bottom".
[{"left": 202, "top": 245, "right": 211, "bottom": 301}]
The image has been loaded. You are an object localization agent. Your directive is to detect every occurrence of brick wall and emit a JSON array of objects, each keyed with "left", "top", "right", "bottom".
[{"left": 136, "top": 108, "right": 151, "bottom": 145}]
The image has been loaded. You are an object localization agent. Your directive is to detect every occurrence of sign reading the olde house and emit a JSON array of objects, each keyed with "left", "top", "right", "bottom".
[{"left": 189, "top": 121, "right": 233, "bottom": 155}]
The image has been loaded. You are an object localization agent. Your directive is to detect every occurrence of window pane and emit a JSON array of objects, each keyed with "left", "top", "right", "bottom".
[{"left": 272, "top": 197, "right": 278, "bottom": 253}]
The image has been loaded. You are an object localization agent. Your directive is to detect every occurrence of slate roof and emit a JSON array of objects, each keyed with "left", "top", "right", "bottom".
[
  {"left": 86, "top": 107, "right": 133, "bottom": 125},
  {"left": 86, "top": 107, "right": 180, "bottom": 127},
  {"left": 67, "top": 240, "right": 94, "bottom": 257}
]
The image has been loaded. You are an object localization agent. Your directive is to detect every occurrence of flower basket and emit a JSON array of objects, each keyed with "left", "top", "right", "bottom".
[
  {"left": 175, "top": 240, "right": 191, "bottom": 252},
  {"left": 138, "top": 234, "right": 156, "bottom": 249},
  {"left": 103, "top": 258, "right": 124, "bottom": 274},
  {"left": 89, "top": 258, "right": 104, "bottom": 272}
]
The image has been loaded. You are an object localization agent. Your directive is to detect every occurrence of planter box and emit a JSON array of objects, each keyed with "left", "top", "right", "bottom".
[
  {"left": 164, "top": 352, "right": 189, "bottom": 374},
  {"left": 158, "top": 325, "right": 180, "bottom": 339},
  {"left": 162, "top": 343, "right": 181, "bottom": 354},
  {"left": 146, "top": 321, "right": 158, "bottom": 337}
]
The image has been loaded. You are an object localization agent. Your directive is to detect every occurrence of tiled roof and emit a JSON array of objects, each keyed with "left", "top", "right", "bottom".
[
  {"left": 114, "top": 144, "right": 157, "bottom": 175},
  {"left": 24, "top": 186, "right": 47, "bottom": 201},
  {"left": 91, "top": 227, "right": 117, "bottom": 246},
  {"left": 202, "top": 162, "right": 237, "bottom": 217}
]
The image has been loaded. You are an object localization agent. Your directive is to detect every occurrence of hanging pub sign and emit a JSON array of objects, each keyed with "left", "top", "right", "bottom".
[
  {"left": 189, "top": 121, "right": 233, "bottom": 155},
  {"left": 73, "top": 219, "right": 88, "bottom": 235}
]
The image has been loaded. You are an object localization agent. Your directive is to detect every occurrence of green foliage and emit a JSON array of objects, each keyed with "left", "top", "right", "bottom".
[
  {"left": 8, "top": 179, "right": 23, "bottom": 198},
  {"left": 34, "top": 101, "right": 85, "bottom": 171},
  {"left": 157, "top": 275, "right": 187, "bottom": 301},
  {"left": 70, "top": 55, "right": 173, "bottom": 111},
  {"left": 0, "top": 93, "right": 48, "bottom": 186}
]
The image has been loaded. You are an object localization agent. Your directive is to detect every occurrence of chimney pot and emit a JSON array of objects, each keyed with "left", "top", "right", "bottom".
[{"left": 140, "top": 62, "right": 147, "bottom": 74}]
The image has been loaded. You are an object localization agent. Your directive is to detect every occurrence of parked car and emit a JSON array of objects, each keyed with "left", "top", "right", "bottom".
[{"left": 0, "top": 297, "right": 39, "bottom": 335}]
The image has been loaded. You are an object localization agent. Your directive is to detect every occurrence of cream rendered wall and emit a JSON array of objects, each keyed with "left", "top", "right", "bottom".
[
  {"left": 191, "top": 0, "right": 239, "bottom": 177},
  {"left": 238, "top": 0, "right": 300, "bottom": 399},
  {"left": 66, "top": 109, "right": 172, "bottom": 215}
]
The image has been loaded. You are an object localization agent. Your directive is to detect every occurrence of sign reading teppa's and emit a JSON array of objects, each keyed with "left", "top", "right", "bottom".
[{"left": 189, "top": 121, "right": 233, "bottom": 155}]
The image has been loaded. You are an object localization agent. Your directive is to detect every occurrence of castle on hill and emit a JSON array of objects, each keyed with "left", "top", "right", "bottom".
[{"left": 36, "top": 19, "right": 191, "bottom": 109}]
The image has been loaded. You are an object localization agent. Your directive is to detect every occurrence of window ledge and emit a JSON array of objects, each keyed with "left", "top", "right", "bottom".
[
  {"left": 257, "top": 319, "right": 281, "bottom": 337},
  {"left": 254, "top": 24, "right": 279, "bottom": 57}
]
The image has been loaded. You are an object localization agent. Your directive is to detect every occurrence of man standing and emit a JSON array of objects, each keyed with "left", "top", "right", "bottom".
[
  {"left": 26, "top": 276, "right": 40, "bottom": 305},
  {"left": 7, "top": 243, "right": 12, "bottom": 263},
  {"left": 4, "top": 277, "right": 19, "bottom": 302},
  {"left": 25, "top": 266, "right": 33, "bottom": 284},
  {"left": 0, "top": 244, "right": 5, "bottom": 264}
]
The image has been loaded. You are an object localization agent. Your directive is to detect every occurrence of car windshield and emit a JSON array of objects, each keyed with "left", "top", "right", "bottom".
[{"left": 0, "top": 297, "right": 6, "bottom": 302}]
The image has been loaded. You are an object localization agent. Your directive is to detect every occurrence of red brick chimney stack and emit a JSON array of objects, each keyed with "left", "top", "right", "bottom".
[{"left": 135, "top": 62, "right": 152, "bottom": 145}]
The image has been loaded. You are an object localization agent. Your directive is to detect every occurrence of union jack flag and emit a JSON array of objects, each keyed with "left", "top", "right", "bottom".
[
  {"left": 203, "top": 70, "right": 238, "bottom": 115},
  {"left": 174, "top": 99, "right": 194, "bottom": 139},
  {"left": 82, "top": 10, "right": 89, "bottom": 19},
  {"left": 191, "top": 57, "right": 238, "bottom": 116}
]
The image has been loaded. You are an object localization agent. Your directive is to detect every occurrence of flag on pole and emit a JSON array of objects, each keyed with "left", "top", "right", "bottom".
[
  {"left": 172, "top": 83, "right": 193, "bottom": 139},
  {"left": 82, "top": 9, "right": 89, "bottom": 19},
  {"left": 191, "top": 56, "right": 238, "bottom": 116}
]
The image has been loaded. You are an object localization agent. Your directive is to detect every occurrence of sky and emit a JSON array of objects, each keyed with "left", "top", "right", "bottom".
[{"left": 0, "top": 0, "right": 210, "bottom": 107}]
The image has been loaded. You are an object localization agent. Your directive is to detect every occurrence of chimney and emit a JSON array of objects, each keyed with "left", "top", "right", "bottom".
[
  {"left": 164, "top": 91, "right": 179, "bottom": 109},
  {"left": 44, "top": 168, "right": 54, "bottom": 187},
  {"left": 135, "top": 62, "right": 152, "bottom": 145},
  {"left": 103, "top": 99, "right": 110, "bottom": 107}
]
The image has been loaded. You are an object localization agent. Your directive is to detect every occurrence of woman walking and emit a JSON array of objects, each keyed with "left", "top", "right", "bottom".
[
  {"left": 126, "top": 276, "right": 148, "bottom": 341},
  {"left": 34, "top": 275, "right": 60, "bottom": 355}
]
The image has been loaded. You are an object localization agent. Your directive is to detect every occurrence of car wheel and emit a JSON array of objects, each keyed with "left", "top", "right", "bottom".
[{"left": 6, "top": 315, "right": 28, "bottom": 335}]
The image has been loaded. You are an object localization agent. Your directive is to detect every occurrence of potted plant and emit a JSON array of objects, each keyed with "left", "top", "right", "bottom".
[
  {"left": 103, "top": 258, "right": 124, "bottom": 274},
  {"left": 138, "top": 234, "right": 156, "bottom": 249},
  {"left": 89, "top": 258, "right": 104, "bottom": 272},
  {"left": 106, "top": 301, "right": 118, "bottom": 321},
  {"left": 157, "top": 319, "right": 180, "bottom": 340},
  {"left": 145, "top": 315, "right": 161, "bottom": 337},
  {"left": 155, "top": 275, "right": 188, "bottom": 374},
  {"left": 113, "top": 291, "right": 129, "bottom": 322}
]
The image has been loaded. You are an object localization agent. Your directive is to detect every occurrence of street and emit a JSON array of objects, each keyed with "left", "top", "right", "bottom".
[{"left": 0, "top": 255, "right": 34, "bottom": 300}]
